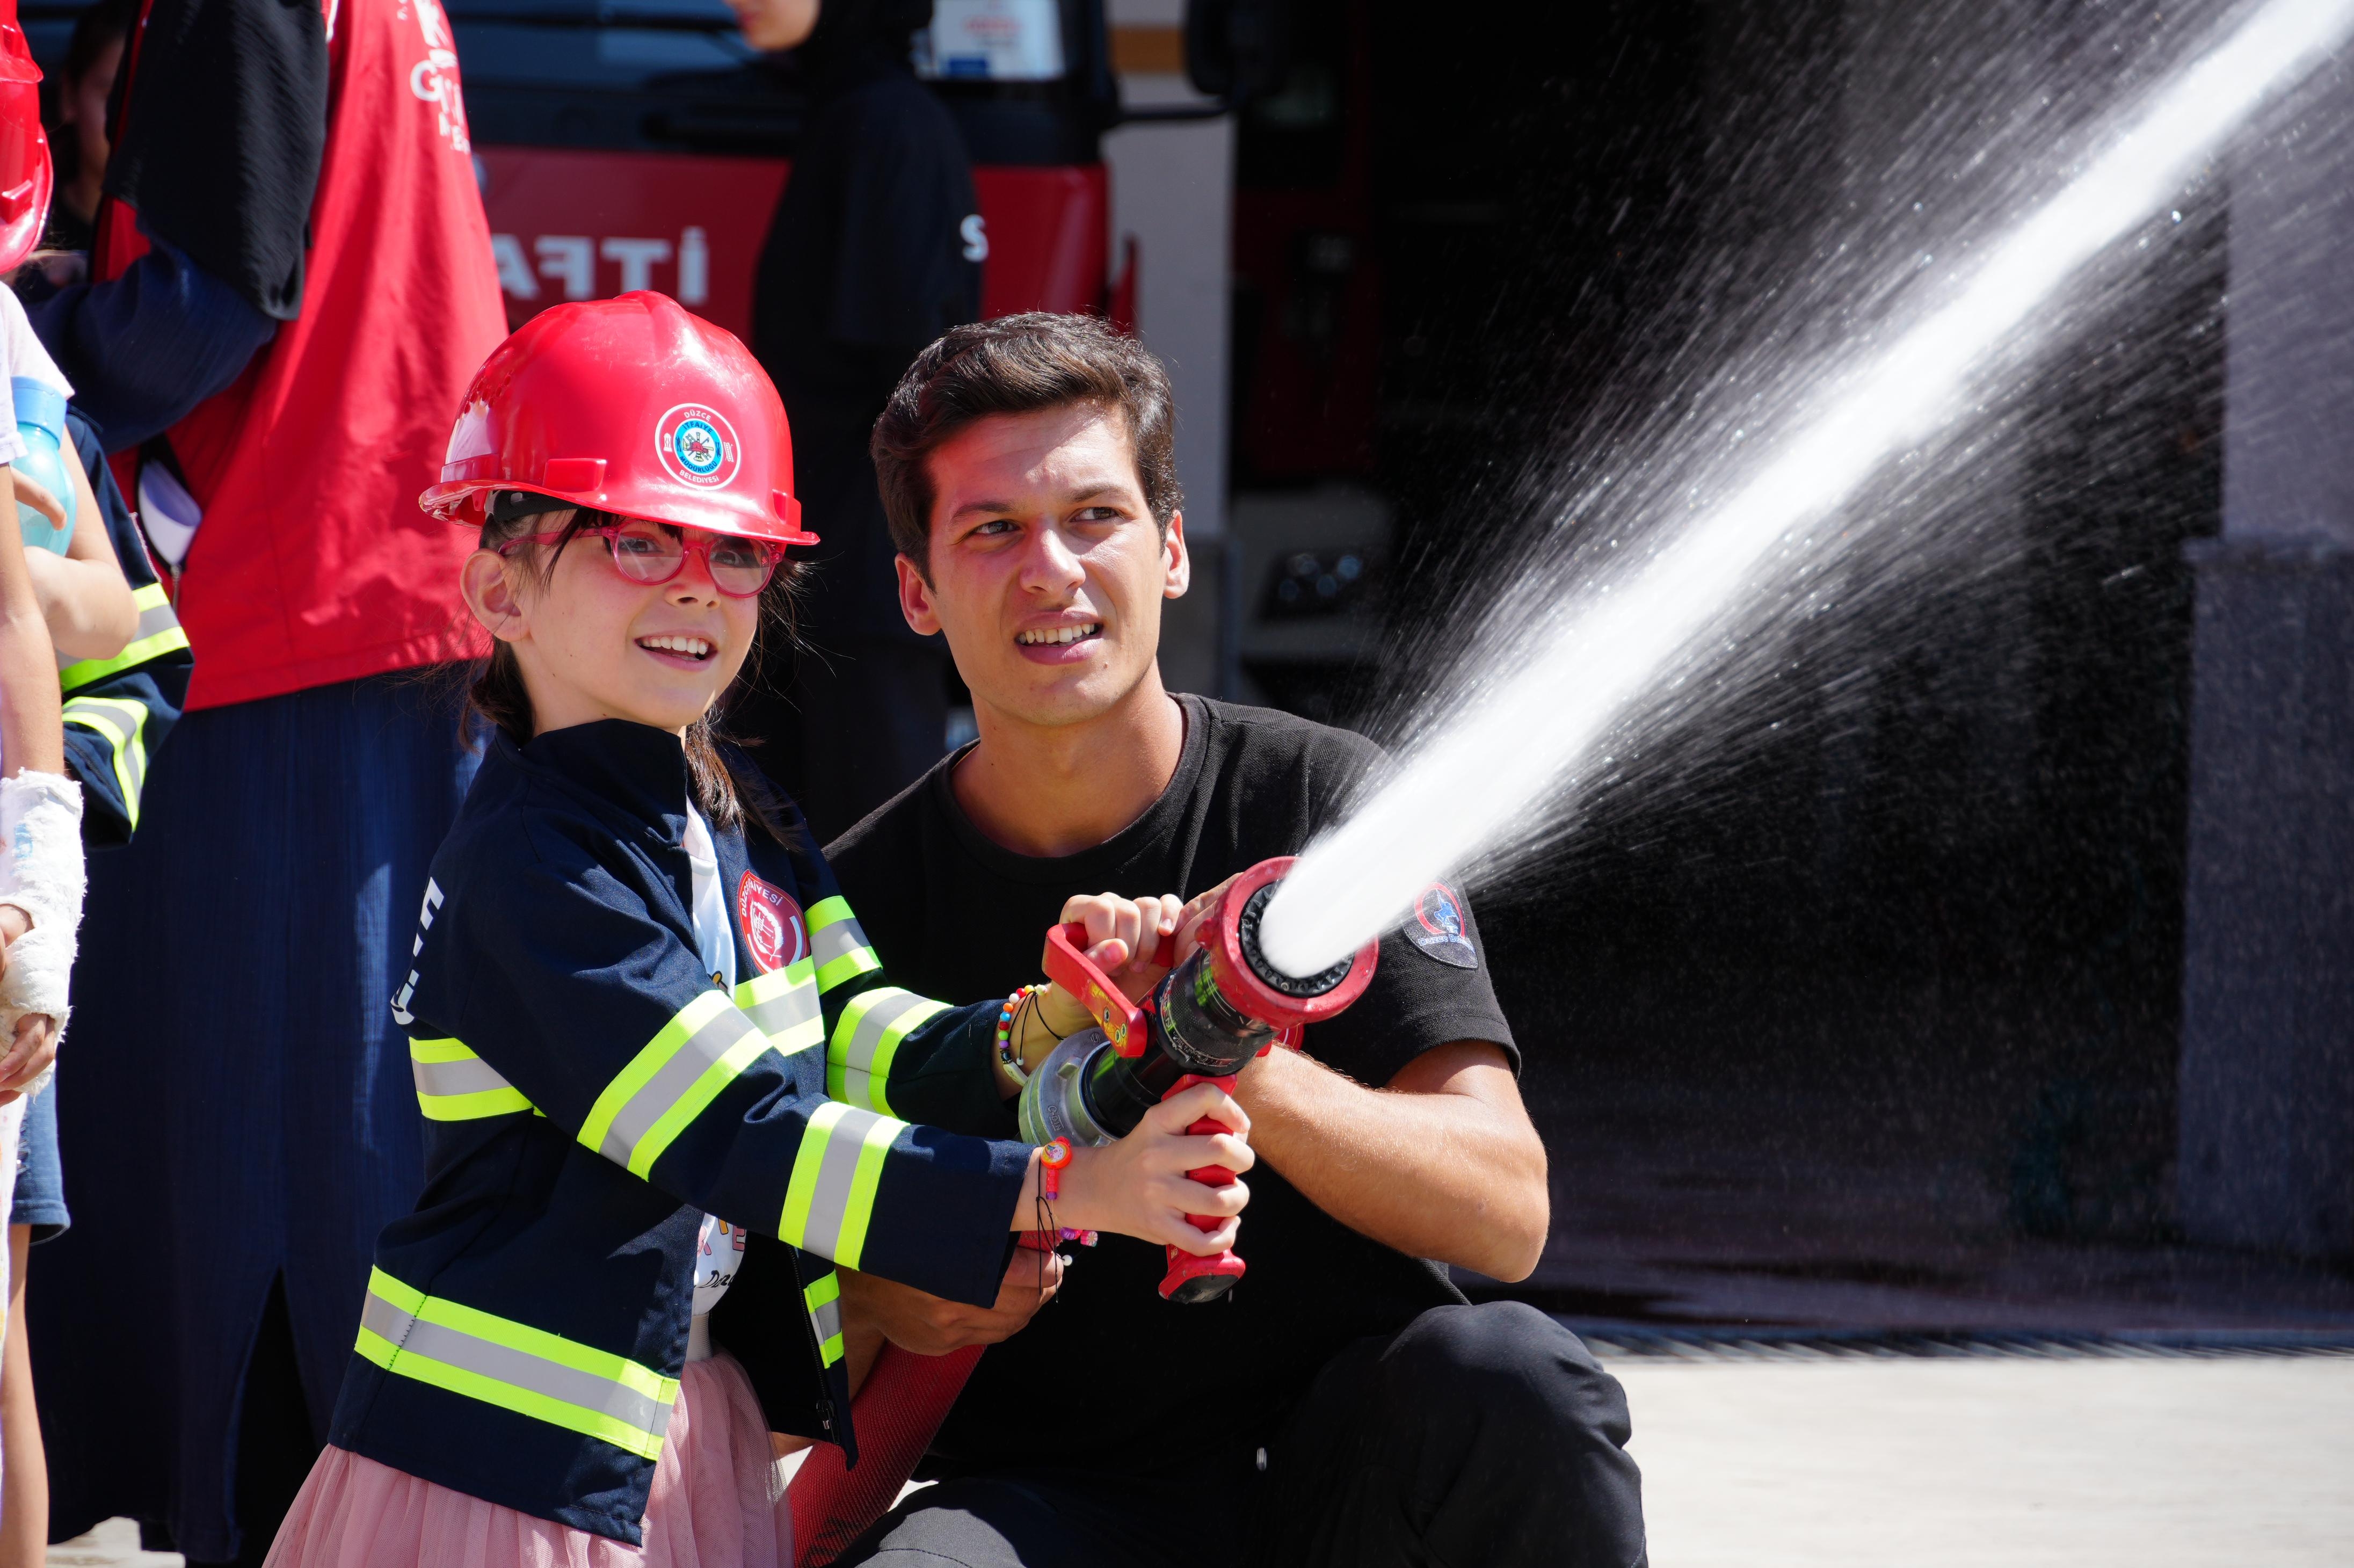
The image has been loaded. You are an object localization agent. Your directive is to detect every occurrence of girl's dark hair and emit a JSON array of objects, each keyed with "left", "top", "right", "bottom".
[{"left": 464, "top": 504, "right": 797, "bottom": 843}]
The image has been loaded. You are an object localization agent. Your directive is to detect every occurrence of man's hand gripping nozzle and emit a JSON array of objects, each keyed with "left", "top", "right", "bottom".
[{"left": 1029, "top": 856, "right": 1379, "bottom": 1302}]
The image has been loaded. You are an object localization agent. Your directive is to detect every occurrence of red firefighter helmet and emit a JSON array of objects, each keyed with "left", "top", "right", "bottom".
[
  {"left": 0, "top": 0, "right": 51, "bottom": 274},
  {"left": 421, "top": 291, "right": 816, "bottom": 546}
]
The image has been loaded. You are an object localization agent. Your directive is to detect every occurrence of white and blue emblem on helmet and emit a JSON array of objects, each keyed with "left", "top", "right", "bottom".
[
  {"left": 654, "top": 403, "right": 743, "bottom": 489},
  {"left": 673, "top": 418, "right": 724, "bottom": 475}
]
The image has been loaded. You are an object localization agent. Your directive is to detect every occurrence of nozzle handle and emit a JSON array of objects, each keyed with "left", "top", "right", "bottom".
[
  {"left": 1157, "top": 1072, "right": 1248, "bottom": 1304},
  {"left": 1041, "top": 921, "right": 1179, "bottom": 1057}
]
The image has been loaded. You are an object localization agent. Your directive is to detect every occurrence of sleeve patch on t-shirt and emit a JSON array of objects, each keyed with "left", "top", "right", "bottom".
[{"left": 1405, "top": 883, "right": 1479, "bottom": 969}]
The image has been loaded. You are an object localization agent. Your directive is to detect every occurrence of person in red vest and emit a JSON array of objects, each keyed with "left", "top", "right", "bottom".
[{"left": 19, "top": 0, "right": 505, "bottom": 1559}]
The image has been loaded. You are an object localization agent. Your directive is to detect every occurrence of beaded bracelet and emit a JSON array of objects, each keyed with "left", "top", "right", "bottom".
[
  {"left": 996, "top": 983, "right": 1043, "bottom": 1086},
  {"left": 1034, "top": 1137, "right": 1093, "bottom": 1244}
]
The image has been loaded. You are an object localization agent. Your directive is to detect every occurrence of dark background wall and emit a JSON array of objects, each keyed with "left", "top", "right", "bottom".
[{"left": 1226, "top": 0, "right": 2354, "bottom": 1326}]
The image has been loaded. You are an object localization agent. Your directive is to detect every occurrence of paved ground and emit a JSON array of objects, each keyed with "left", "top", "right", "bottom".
[
  {"left": 1616, "top": 1348, "right": 2354, "bottom": 1566},
  {"left": 54, "top": 1348, "right": 2354, "bottom": 1566}
]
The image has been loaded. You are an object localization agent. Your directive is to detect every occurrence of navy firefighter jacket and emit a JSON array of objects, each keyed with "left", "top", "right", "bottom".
[{"left": 326, "top": 719, "right": 1030, "bottom": 1544}]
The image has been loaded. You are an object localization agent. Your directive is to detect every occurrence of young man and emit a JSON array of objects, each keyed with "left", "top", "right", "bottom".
[{"left": 820, "top": 313, "right": 1648, "bottom": 1568}]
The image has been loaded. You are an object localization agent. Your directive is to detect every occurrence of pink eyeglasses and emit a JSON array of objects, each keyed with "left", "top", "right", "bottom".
[{"left": 500, "top": 519, "right": 783, "bottom": 598}]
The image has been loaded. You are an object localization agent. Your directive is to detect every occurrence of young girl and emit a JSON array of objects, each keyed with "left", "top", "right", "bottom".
[{"left": 263, "top": 293, "right": 1247, "bottom": 1567}]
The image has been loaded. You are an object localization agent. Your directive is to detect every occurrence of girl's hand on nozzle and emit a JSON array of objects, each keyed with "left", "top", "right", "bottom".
[
  {"left": 1038, "top": 891, "right": 1186, "bottom": 1033},
  {"left": 1033, "top": 1081, "right": 1254, "bottom": 1255}
]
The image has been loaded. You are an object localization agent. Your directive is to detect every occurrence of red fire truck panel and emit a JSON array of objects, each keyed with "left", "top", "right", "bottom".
[{"left": 480, "top": 149, "right": 1108, "bottom": 337}]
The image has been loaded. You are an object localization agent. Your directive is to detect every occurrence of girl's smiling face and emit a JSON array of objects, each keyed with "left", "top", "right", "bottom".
[{"left": 461, "top": 511, "right": 766, "bottom": 738}]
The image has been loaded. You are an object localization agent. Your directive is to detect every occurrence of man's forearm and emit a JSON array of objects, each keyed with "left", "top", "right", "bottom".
[{"left": 1236, "top": 1041, "right": 1549, "bottom": 1282}]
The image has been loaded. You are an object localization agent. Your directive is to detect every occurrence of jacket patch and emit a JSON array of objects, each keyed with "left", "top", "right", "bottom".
[
  {"left": 1406, "top": 883, "right": 1478, "bottom": 969},
  {"left": 738, "top": 872, "right": 806, "bottom": 973}
]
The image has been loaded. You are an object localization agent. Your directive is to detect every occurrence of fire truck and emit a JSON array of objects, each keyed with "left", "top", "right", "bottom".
[
  {"left": 449, "top": 0, "right": 1127, "bottom": 338},
  {"left": 23, "top": 0, "right": 1390, "bottom": 715}
]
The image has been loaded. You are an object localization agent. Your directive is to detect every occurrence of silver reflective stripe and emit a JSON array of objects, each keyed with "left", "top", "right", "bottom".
[
  {"left": 830, "top": 989, "right": 940, "bottom": 1108},
  {"left": 62, "top": 696, "right": 148, "bottom": 804},
  {"left": 741, "top": 971, "right": 820, "bottom": 1049},
  {"left": 803, "top": 1270, "right": 845, "bottom": 1363},
  {"left": 593, "top": 1004, "right": 764, "bottom": 1170},
  {"left": 810, "top": 1289, "right": 843, "bottom": 1351},
  {"left": 811, "top": 913, "right": 870, "bottom": 974},
  {"left": 358, "top": 1288, "right": 674, "bottom": 1439},
  {"left": 129, "top": 594, "right": 178, "bottom": 644},
  {"left": 411, "top": 1053, "right": 515, "bottom": 1100},
  {"left": 55, "top": 594, "right": 178, "bottom": 674},
  {"left": 779, "top": 1101, "right": 902, "bottom": 1266},
  {"left": 804, "top": 1117, "right": 870, "bottom": 1255}
]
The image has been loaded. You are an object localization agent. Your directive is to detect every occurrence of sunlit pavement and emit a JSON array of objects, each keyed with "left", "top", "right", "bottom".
[
  {"left": 50, "top": 1347, "right": 2354, "bottom": 1566},
  {"left": 49, "top": 1519, "right": 178, "bottom": 1566},
  {"left": 1613, "top": 1347, "right": 2354, "bottom": 1566}
]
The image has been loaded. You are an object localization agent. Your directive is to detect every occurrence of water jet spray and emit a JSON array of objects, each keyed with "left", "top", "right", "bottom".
[{"left": 1257, "top": 0, "right": 2354, "bottom": 980}]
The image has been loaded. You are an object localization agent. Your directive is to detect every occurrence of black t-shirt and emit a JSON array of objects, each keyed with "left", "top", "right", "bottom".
[
  {"left": 825, "top": 695, "right": 1519, "bottom": 1476},
  {"left": 752, "top": 63, "right": 980, "bottom": 639}
]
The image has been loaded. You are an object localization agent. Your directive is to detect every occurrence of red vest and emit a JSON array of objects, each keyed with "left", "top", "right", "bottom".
[{"left": 103, "top": 0, "right": 504, "bottom": 709}]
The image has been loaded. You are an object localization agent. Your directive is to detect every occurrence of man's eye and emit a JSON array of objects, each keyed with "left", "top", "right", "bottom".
[
  {"left": 1074, "top": 506, "right": 1122, "bottom": 524},
  {"left": 969, "top": 518, "right": 1018, "bottom": 538}
]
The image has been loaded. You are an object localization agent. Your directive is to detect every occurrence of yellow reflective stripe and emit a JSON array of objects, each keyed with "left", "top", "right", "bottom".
[
  {"left": 733, "top": 960, "right": 821, "bottom": 1056},
  {"left": 803, "top": 1271, "right": 845, "bottom": 1366},
  {"left": 579, "top": 991, "right": 770, "bottom": 1177},
  {"left": 57, "top": 607, "right": 191, "bottom": 693},
  {"left": 835, "top": 1113, "right": 897, "bottom": 1268},
  {"left": 808, "top": 896, "right": 881, "bottom": 992},
  {"left": 61, "top": 695, "right": 148, "bottom": 823},
  {"left": 580, "top": 993, "right": 732, "bottom": 1153},
  {"left": 367, "top": 1269, "right": 679, "bottom": 1404},
  {"left": 418, "top": 1087, "right": 536, "bottom": 1121},
  {"left": 409, "top": 1037, "right": 479, "bottom": 1064},
  {"left": 357, "top": 1268, "right": 679, "bottom": 1461},
  {"left": 354, "top": 1327, "right": 667, "bottom": 1461},
  {"left": 826, "top": 987, "right": 948, "bottom": 1114},
  {"left": 410, "top": 1038, "right": 534, "bottom": 1121},
  {"left": 779, "top": 1101, "right": 906, "bottom": 1269},
  {"left": 628, "top": 1023, "right": 773, "bottom": 1179}
]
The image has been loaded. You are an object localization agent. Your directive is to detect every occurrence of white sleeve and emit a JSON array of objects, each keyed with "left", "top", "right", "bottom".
[
  {"left": 0, "top": 771, "right": 86, "bottom": 1099},
  {"left": 0, "top": 287, "right": 69, "bottom": 400},
  {"left": 0, "top": 288, "right": 71, "bottom": 468}
]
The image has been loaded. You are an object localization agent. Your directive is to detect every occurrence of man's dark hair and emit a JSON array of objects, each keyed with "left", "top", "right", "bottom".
[{"left": 870, "top": 313, "right": 1182, "bottom": 574}]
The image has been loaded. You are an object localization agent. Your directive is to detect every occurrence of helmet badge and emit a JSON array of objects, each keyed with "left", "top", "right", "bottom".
[{"left": 655, "top": 403, "right": 742, "bottom": 489}]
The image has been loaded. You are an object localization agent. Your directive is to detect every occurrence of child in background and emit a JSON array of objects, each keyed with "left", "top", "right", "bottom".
[
  {"left": 0, "top": 20, "right": 143, "bottom": 1549},
  {"left": 41, "top": 0, "right": 137, "bottom": 257},
  {"left": 263, "top": 294, "right": 1249, "bottom": 1567},
  {"left": 0, "top": 279, "right": 88, "bottom": 1547}
]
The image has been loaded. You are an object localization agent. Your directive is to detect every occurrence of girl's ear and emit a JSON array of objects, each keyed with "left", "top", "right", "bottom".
[{"left": 461, "top": 549, "right": 529, "bottom": 644}]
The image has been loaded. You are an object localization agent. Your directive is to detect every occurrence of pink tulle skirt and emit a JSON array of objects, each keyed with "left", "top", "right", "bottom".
[{"left": 264, "top": 1354, "right": 794, "bottom": 1567}]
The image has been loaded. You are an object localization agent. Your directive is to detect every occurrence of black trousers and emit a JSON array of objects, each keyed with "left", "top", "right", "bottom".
[{"left": 834, "top": 1303, "right": 1648, "bottom": 1568}]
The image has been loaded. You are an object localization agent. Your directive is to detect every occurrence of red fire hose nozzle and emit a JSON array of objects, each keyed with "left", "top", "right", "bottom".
[{"left": 1034, "top": 859, "right": 1381, "bottom": 1304}]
